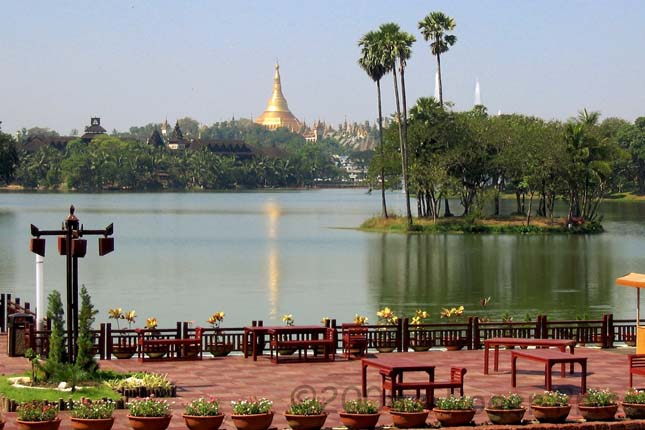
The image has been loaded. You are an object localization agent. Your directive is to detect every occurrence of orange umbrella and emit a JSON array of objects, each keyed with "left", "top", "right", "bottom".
[{"left": 617, "top": 272, "right": 645, "bottom": 353}]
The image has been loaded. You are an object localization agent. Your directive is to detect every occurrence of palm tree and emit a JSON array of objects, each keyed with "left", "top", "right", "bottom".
[
  {"left": 358, "top": 30, "right": 390, "bottom": 218},
  {"left": 379, "top": 22, "right": 416, "bottom": 227},
  {"left": 418, "top": 11, "right": 457, "bottom": 107}
]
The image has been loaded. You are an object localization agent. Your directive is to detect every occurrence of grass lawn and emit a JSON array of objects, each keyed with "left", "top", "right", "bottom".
[{"left": 0, "top": 373, "right": 121, "bottom": 404}]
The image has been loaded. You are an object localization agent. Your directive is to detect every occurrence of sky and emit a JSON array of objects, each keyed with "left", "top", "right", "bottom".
[{"left": 1, "top": 0, "right": 644, "bottom": 135}]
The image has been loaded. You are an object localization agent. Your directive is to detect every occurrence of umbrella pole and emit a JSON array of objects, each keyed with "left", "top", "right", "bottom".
[{"left": 639, "top": 288, "right": 641, "bottom": 328}]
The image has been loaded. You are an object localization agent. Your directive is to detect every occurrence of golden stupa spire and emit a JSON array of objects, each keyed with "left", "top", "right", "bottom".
[{"left": 255, "top": 61, "right": 301, "bottom": 132}]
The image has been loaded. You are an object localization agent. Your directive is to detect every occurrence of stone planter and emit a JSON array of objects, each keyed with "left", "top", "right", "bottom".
[
  {"left": 284, "top": 413, "right": 327, "bottom": 430},
  {"left": 70, "top": 417, "right": 115, "bottom": 430},
  {"left": 339, "top": 412, "right": 380, "bottom": 430},
  {"left": 622, "top": 402, "right": 645, "bottom": 419},
  {"left": 578, "top": 404, "right": 618, "bottom": 421},
  {"left": 113, "top": 345, "right": 137, "bottom": 359},
  {"left": 389, "top": 410, "right": 429, "bottom": 428},
  {"left": 530, "top": 405, "right": 571, "bottom": 423},
  {"left": 230, "top": 412, "right": 274, "bottom": 430},
  {"left": 127, "top": 415, "right": 172, "bottom": 430},
  {"left": 209, "top": 343, "right": 234, "bottom": 357},
  {"left": 432, "top": 408, "right": 476, "bottom": 427},
  {"left": 484, "top": 407, "right": 526, "bottom": 425},
  {"left": 16, "top": 419, "right": 62, "bottom": 430},
  {"left": 182, "top": 414, "right": 225, "bottom": 430}
]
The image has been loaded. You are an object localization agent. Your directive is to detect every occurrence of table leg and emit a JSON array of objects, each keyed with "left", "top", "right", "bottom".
[
  {"left": 569, "top": 345, "right": 575, "bottom": 374},
  {"left": 581, "top": 360, "right": 587, "bottom": 393},
  {"left": 362, "top": 364, "right": 368, "bottom": 397},
  {"left": 494, "top": 345, "right": 500, "bottom": 372},
  {"left": 243, "top": 330, "right": 249, "bottom": 358},
  {"left": 252, "top": 332, "right": 258, "bottom": 361},
  {"left": 484, "top": 344, "right": 489, "bottom": 374},
  {"left": 546, "top": 363, "right": 552, "bottom": 391},
  {"left": 511, "top": 354, "right": 517, "bottom": 387}
]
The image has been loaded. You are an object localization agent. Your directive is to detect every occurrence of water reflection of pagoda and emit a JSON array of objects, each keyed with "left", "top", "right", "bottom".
[{"left": 254, "top": 62, "right": 302, "bottom": 133}]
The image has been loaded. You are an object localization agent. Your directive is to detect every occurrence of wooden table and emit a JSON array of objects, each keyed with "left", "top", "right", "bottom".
[
  {"left": 243, "top": 325, "right": 327, "bottom": 361},
  {"left": 484, "top": 337, "right": 576, "bottom": 374},
  {"left": 361, "top": 356, "right": 435, "bottom": 406},
  {"left": 510, "top": 349, "right": 587, "bottom": 393}
]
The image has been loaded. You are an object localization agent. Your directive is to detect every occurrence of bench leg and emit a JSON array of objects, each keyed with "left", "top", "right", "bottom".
[
  {"left": 511, "top": 355, "right": 517, "bottom": 387},
  {"left": 581, "top": 361, "right": 587, "bottom": 394},
  {"left": 545, "top": 364, "right": 552, "bottom": 391}
]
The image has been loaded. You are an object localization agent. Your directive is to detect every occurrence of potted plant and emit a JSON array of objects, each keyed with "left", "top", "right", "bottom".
[
  {"left": 230, "top": 398, "right": 274, "bottom": 430},
  {"left": 484, "top": 393, "right": 525, "bottom": 425},
  {"left": 142, "top": 317, "right": 168, "bottom": 359},
  {"left": 530, "top": 390, "right": 570, "bottom": 423},
  {"left": 127, "top": 397, "right": 172, "bottom": 430},
  {"left": 278, "top": 314, "right": 297, "bottom": 355},
  {"left": 15, "top": 400, "right": 61, "bottom": 430},
  {"left": 70, "top": 399, "right": 116, "bottom": 430},
  {"left": 182, "top": 396, "right": 224, "bottom": 430},
  {"left": 623, "top": 388, "right": 645, "bottom": 419},
  {"left": 439, "top": 306, "right": 465, "bottom": 350},
  {"left": 389, "top": 397, "right": 428, "bottom": 428},
  {"left": 578, "top": 388, "right": 618, "bottom": 421},
  {"left": 207, "top": 311, "right": 233, "bottom": 356},
  {"left": 284, "top": 398, "right": 328, "bottom": 430},
  {"left": 109, "top": 308, "right": 137, "bottom": 358},
  {"left": 408, "top": 310, "right": 433, "bottom": 352},
  {"left": 433, "top": 395, "right": 476, "bottom": 427},
  {"left": 375, "top": 307, "right": 398, "bottom": 353},
  {"left": 339, "top": 399, "right": 379, "bottom": 430}
]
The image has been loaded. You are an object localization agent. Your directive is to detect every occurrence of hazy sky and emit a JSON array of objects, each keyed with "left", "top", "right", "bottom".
[{"left": 1, "top": 0, "right": 644, "bottom": 135}]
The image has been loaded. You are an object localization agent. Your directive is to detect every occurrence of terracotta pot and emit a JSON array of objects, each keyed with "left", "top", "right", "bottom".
[
  {"left": 209, "top": 343, "right": 234, "bottom": 357},
  {"left": 432, "top": 408, "right": 476, "bottom": 427},
  {"left": 278, "top": 348, "right": 296, "bottom": 356},
  {"left": 443, "top": 338, "right": 464, "bottom": 351},
  {"left": 339, "top": 412, "right": 380, "bottom": 429},
  {"left": 127, "top": 415, "right": 172, "bottom": 430},
  {"left": 16, "top": 418, "right": 62, "bottom": 430},
  {"left": 410, "top": 345, "right": 431, "bottom": 352},
  {"left": 622, "top": 402, "right": 645, "bottom": 419},
  {"left": 484, "top": 407, "right": 526, "bottom": 425},
  {"left": 0, "top": 419, "right": 4, "bottom": 430},
  {"left": 530, "top": 405, "right": 571, "bottom": 423},
  {"left": 70, "top": 417, "right": 115, "bottom": 430},
  {"left": 230, "top": 412, "right": 274, "bottom": 430},
  {"left": 113, "top": 345, "right": 137, "bottom": 359},
  {"left": 182, "top": 414, "right": 225, "bottom": 430},
  {"left": 389, "top": 410, "right": 429, "bottom": 428},
  {"left": 284, "top": 413, "right": 327, "bottom": 430},
  {"left": 376, "top": 346, "right": 396, "bottom": 353},
  {"left": 578, "top": 404, "right": 617, "bottom": 421}
]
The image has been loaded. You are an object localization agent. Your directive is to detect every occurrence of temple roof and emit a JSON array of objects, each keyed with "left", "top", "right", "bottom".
[{"left": 255, "top": 62, "right": 301, "bottom": 132}]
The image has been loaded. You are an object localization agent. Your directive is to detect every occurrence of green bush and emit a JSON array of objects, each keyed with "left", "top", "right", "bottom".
[
  {"left": 434, "top": 395, "right": 474, "bottom": 410},
  {"left": 286, "top": 398, "right": 326, "bottom": 415},
  {"left": 488, "top": 393, "right": 523, "bottom": 409},
  {"left": 342, "top": 399, "right": 378, "bottom": 414},
  {"left": 624, "top": 389, "right": 645, "bottom": 404},
  {"left": 184, "top": 397, "right": 220, "bottom": 416},
  {"left": 390, "top": 397, "right": 425, "bottom": 412}
]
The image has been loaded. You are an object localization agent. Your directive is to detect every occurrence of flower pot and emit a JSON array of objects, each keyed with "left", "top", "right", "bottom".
[
  {"left": 530, "top": 405, "right": 571, "bottom": 423},
  {"left": 432, "top": 408, "right": 476, "bottom": 427},
  {"left": 339, "top": 412, "right": 380, "bottom": 430},
  {"left": 145, "top": 345, "right": 169, "bottom": 359},
  {"left": 209, "top": 343, "right": 234, "bottom": 357},
  {"left": 622, "top": 402, "right": 645, "bottom": 419},
  {"left": 389, "top": 410, "right": 429, "bottom": 428},
  {"left": 113, "top": 345, "right": 137, "bottom": 359},
  {"left": 182, "top": 414, "right": 225, "bottom": 430},
  {"left": 127, "top": 415, "right": 172, "bottom": 430},
  {"left": 442, "top": 338, "right": 464, "bottom": 351},
  {"left": 231, "top": 412, "right": 274, "bottom": 430},
  {"left": 70, "top": 417, "right": 115, "bottom": 430},
  {"left": 284, "top": 413, "right": 327, "bottom": 430},
  {"left": 16, "top": 418, "right": 62, "bottom": 430},
  {"left": 484, "top": 407, "right": 526, "bottom": 425},
  {"left": 0, "top": 419, "right": 4, "bottom": 430},
  {"left": 278, "top": 348, "right": 297, "bottom": 356},
  {"left": 578, "top": 404, "right": 617, "bottom": 421}
]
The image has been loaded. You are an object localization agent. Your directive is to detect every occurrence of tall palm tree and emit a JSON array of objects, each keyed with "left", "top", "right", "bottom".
[
  {"left": 358, "top": 30, "right": 390, "bottom": 218},
  {"left": 379, "top": 22, "right": 416, "bottom": 227},
  {"left": 418, "top": 11, "right": 457, "bottom": 107}
]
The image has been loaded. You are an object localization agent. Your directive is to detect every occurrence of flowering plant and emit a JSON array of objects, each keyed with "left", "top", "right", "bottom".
[
  {"left": 128, "top": 397, "right": 171, "bottom": 417},
  {"left": 184, "top": 396, "right": 221, "bottom": 416},
  {"left": 580, "top": 388, "right": 618, "bottom": 406},
  {"left": 390, "top": 397, "right": 425, "bottom": 413},
  {"left": 624, "top": 388, "right": 645, "bottom": 404},
  {"left": 435, "top": 395, "right": 474, "bottom": 410},
  {"left": 530, "top": 391, "right": 569, "bottom": 407},
  {"left": 231, "top": 398, "right": 273, "bottom": 415},
  {"left": 488, "top": 393, "right": 523, "bottom": 409},
  {"left": 71, "top": 399, "right": 116, "bottom": 419},
  {"left": 282, "top": 314, "right": 294, "bottom": 326},
  {"left": 16, "top": 400, "right": 59, "bottom": 421},
  {"left": 320, "top": 316, "right": 331, "bottom": 325},
  {"left": 440, "top": 306, "right": 464, "bottom": 321},
  {"left": 286, "top": 398, "right": 326, "bottom": 415},
  {"left": 410, "top": 309, "right": 429, "bottom": 325},
  {"left": 342, "top": 399, "right": 378, "bottom": 414},
  {"left": 207, "top": 311, "right": 225, "bottom": 329},
  {"left": 108, "top": 308, "right": 136, "bottom": 328},
  {"left": 376, "top": 307, "right": 398, "bottom": 325},
  {"left": 145, "top": 317, "right": 158, "bottom": 330},
  {"left": 353, "top": 314, "right": 368, "bottom": 325}
]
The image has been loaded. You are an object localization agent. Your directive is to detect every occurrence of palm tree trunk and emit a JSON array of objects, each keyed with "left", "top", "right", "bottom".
[
  {"left": 391, "top": 66, "right": 410, "bottom": 228},
  {"left": 376, "top": 79, "right": 388, "bottom": 218},
  {"left": 399, "top": 64, "right": 413, "bottom": 226},
  {"left": 436, "top": 50, "right": 452, "bottom": 217}
]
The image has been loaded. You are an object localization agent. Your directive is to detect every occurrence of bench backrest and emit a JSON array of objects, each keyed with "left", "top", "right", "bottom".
[
  {"left": 630, "top": 354, "right": 645, "bottom": 369},
  {"left": 450, "top": 366, "right": 467, "bottom": 383}
]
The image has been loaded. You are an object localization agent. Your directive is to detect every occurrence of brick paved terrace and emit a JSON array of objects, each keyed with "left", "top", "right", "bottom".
[{"left": 1, "top": 333, "right": 643, "bottom": 429}]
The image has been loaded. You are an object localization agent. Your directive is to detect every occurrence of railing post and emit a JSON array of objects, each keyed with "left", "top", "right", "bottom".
[
  {"left": 176, "top": 321, "right": 181, "bottom": 339},
  {"left": 106, "top": 323, "right": 112, "bottom": 360},
  {"left": 466, "top": 317, "right": 473, "bottom": 350},
  {"left": 402, "top": 317, "right": 410, "bottom": 351},
  {"left": 602, "top": 314, "right": 613, "bottom": 348},
  {"left": 99, "top": 323, "right": 106, "bottom": 360},
  {"left": 541, "top": 315, "right": 548, "bottom": 339},
  {"left": 473, "top": 317, "right": 480, "bottom": 349},
  {"left": 395, "top": 318, "right": 403, "bottom": 352}
]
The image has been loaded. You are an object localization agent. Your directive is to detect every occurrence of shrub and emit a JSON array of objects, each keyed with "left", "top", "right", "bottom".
[
  {"left": 286, "top": 398, "right": 326, "bottom": 415},
  {"left": 71, "top": 399, "right": 115, "bottom": 419},
  {"left": 231, "top": 398, "right": 273, "bottom": 415},
  {"left": 342, "top": 399, "right": 378, "bottom": 414},
  {"left": 488, "top": 393, "right": 523, "bottom": 409},
  {"left": 16, "top": 400, "right": 59, "bottom": 421},
  {"left": 580, "top": 388, "right": 618, "bottom": 406},
  {"left": 624, "top": 389, "right": 645, "bottom": 404},
  {"left": 184, "top": 397, "right": 220, "bottom": 416},
  {"left": 390, "top": 398, "right": 425, "bottom": 412},
  {"left": 434, "top": 395, "right": 474, "bottom": 410},
  {"left": 530, "top": 391, "right": 569, "bottom": 407},
  {"left": 128, "top": 397, "right": 171, "bottom": 417}
]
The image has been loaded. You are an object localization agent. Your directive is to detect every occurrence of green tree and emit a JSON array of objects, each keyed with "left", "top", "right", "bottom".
[
  {"left": 418, "top": 11, "right": 457, "bottom": 108},
  {"left": 0, "top": 131, "right": 19, "bottom": 184},
  {"left": 46, "top": 290, "right": 65, "bottom": 364},
  {"left": 76, "top": 286, "right": 98, "bottom": 373}
]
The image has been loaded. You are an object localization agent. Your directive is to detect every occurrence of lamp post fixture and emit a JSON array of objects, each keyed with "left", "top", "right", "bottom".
[{"left": 29, "top": 205, "right": 114, "bottom": 363}]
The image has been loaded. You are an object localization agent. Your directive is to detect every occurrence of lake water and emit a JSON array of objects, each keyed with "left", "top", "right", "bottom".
[{"left": 1, "top": 189, "right": 644, "bottom": 328}]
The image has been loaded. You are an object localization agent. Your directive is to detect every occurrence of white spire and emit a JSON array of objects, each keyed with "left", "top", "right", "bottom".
[
  {"left": 434, "top": 71, "right": 440, "bottom": 101},
  {"left": 474, "top": 78, "right": 482, "bottom": 106}
]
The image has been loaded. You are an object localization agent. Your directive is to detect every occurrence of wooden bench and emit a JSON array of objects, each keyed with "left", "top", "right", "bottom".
[
  {"left": 629, "top": 354, "right": 645, "bottom": 387},
  {"left": 511, "top": 349, "right": 587, "bottom": 393},
  {"left": 136, "top": 327, "right": 203, "bottom": 362},
  {"left": 484, "top": 337, "right": 577, "bottom": 375},
  {"left": 269, "top": 327, "right": 336, "bottom": 363},
  {"left": 381, "top": 366, "right": 466, "bottom": 407}
]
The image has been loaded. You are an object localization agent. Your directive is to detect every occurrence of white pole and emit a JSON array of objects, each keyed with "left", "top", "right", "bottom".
[{"left": 36, "top": 254, "right": 44, "bottom": 331}]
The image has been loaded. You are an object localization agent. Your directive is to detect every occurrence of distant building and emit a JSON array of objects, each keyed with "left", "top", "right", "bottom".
[
  {"left": 21, "top": 117, "right": 108, "bottom": 152},
  {"left": 81, "top": 117, "right": 107, "bottom": 142},
  {"left": 254, "top": 62, "right": 302, "bottom": 133}
]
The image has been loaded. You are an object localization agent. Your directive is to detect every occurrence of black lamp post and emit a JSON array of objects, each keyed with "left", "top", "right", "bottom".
[{"left": 29, "top": 205, "right": 114, "bottom": 363}]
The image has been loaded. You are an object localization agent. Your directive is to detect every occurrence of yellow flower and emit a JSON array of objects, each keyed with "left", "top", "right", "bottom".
[
  {"left": 282, "top": 314, "right": 294, "bottom": 326},
  {"left": 207, "top": 311, "right": 225, "bottom": 328},
  {"left": 354, "top": 314, "right": 368, "bottom": 325},
  {"left": 108, "top": 308, "right": 123, "bottom": 319},
  {"left": 321, "top": 316, "right": 331, "bottom": 324},
  {"left": 124, "top": 310, "right": 137, "bottom": 327},
  {"left": 377, "top": 307, "right": 398, "bottom": 325},
  {"left": 411, "top": 309, "right": 429, "bottom": 325},
  {"left": 440, "top": 306, "right": 465, "bottom": 320},
  {"left": 145, "top": 317, "right": 158, "bottom": 330}
]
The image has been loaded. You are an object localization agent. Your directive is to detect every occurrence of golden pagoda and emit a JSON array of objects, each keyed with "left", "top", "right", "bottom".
[{"left": 255, "top": 62, "right": 301, "bottom": 132}]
